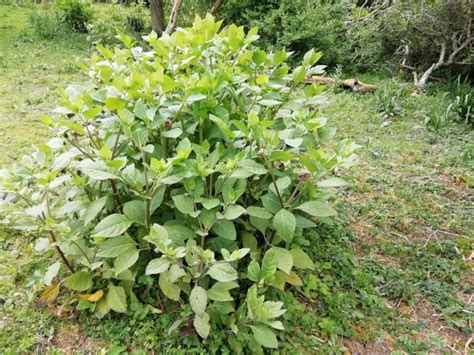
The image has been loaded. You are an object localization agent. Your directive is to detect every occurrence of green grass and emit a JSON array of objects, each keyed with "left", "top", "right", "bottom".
[
  {"left": 0, "top": 4, "right": 89, "bottom": 166},
  {"left": 0, "top": 4, "right": 472, "bottom": 353}
]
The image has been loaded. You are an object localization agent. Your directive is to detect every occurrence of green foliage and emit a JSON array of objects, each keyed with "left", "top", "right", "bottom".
[
  {"left": 55, "top": 0, "right": 93, "bottom": 33},
  {"left": 27, "top": 10, "right": 67, "bottom": 40},
  {"left": 87, "top": 3, "right": 151, "bottom": 45},
  {"left": 373, "top": 80, "right": 410, "bottom": 118},
  {"left": 219, "top": 0, "right": 353, "bottom": 67},
  {"left": 0, "top": 15, "right": 357, "bottom": 350},
  {"left": 352, "top": 0, "right": 473, "bottom": 75}
]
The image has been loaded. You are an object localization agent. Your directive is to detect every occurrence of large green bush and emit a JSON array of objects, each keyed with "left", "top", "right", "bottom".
[{"left": 0, "top": 15, "right": 357, "bottom": 351}]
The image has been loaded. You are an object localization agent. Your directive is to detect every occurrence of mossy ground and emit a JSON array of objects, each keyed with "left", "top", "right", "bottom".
[{"left": 0, "top": 4, "right": 472, "bottom": 353}]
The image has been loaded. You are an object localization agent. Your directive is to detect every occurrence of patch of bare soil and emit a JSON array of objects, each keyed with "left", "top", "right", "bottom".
[
  {"left": 341, "top": 338, "right": 391, "bottom": 354},
  {"left": 52, "top": 323, "right": 98, "bottom": 354},
  {"left": 398, "top": 299, "right": 471, "bottom": 354}
]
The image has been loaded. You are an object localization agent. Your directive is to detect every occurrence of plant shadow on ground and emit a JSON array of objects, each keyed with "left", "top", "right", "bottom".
[{"left": 0, "top": 4, "right": 472, "bottom": 353}]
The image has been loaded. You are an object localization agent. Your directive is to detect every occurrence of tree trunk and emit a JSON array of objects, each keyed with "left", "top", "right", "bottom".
[
  {"left": 164, "top": 0, "right": 183, "bottom": 35},
  {"left": 209, "top": 0, "right": 222, "bottom": 14},
  {"left": 150, "top": 0, "right": 164, "bottom": 34}
]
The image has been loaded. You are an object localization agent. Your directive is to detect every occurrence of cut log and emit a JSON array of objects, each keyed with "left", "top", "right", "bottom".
[{"left": 304, "top": 76, "right": 377, "bottom": 92}]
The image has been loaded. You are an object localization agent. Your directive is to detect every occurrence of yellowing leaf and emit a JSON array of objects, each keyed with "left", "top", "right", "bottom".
[
  {"left": 78, "top": 289, "right": 104, "bottom": 302},
  {"left": 38, "top": 282, "right": 60, "bottom": 304},
  {"left": 285, "top": 271, "right": 303, "bottom": 286}
]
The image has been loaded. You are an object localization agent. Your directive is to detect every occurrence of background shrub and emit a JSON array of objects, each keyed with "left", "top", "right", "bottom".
[
  {"left": 219, "top": 0, "right": 353, "bottom": 67},
  {"left": 55, "top": 0, "right": 93, "bottom": 33},
  {"left": 27, "top": 10, "right": 66, "bottom": 39}
]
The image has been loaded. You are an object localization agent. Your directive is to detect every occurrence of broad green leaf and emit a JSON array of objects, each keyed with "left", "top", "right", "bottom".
[
  {"left": 286, "top": 271, "right": 303, "bottom": 286},
  {"left": 81, "top": 160, "right": 117, "bottom": 180},
  {"left": 83, "top": 196, "right": 107, "bottom": 225},
  {"left": 95, "top": 299, "right": 111, "bottom": 318},
  {"left": 269, "top": 176, "right": 292, "bottom": 196},
  {"left": 64, "top": 271, "right": 92, "bottom": 291},
  {"left": 106, "top": 284, "right": 127, "bottom": 313},
  {"left": 97, "top": 235, "right": 136, "bottom": 258},
  {"left": 227, "top": 248, "right": 250, "bottom": 261},
  {"left": 316, "top": 177, "right": 348, "bottom": 187},
  {"left": 211, "top": 219, "right": 236, "bottom": 240},
  {"left": 145, "top": 257, "right": 171, "bottom": 275},
  {"left": 172, "top": 194, "right": 194, "bottom": 215},
  {"left": 200, "top": 198, "right": 220, "bottom": 210},
  {"left": 92, "top": 214, "right": 132, "bottom": 238},
  {"left": 207, "top": 281, "right": 238, "bottom": 302},
  {"left": 207, "top": 263, "right": 238, "bottom": 282},
  {"left": 98, "top": 144, "right": 112, "bottom": 160},
  {"left": 114, "top": 247, "right": 139, "bottom": 274},
  {"left": 246, "top": 206, "right": 272, "bottom": 219},
  {"left": 243, "top": 232, "right": 258, "bottom": 252},
  {"left": 292, "top": 66, "right": 306, "bottom": 83},
  {"left": 261, "top": 193, "right": 281, "bottom": 214},
  {"left": 270, "top": 271, "right": 287, "bottom": 290},
  {"left": 193, "top": 312, "right": 210, "bottom": 339},
  {"left": 224, "top": 204, "right": 246, "bottom": 220},
  {"left": 295, "top": 201, "right": 337, "bottom": 217},
  {"left": 105, "top": 97, "right": 126, "bottom": 110},
  {"left": 150, "top": 186, "right": 166, "bottom": 213},
  {"left": 159, "top": 272, "right": 181, "bottom": 301},
  {"left": 271, "top": 150, "right": 293, "bottom": 162},
  {"left": 123, "top": 200, "right": 146, "bottom": 225},
  {"left": 162, "top": 127, "right": 183, "bottom": 138},
  {"left": 272, "top": 247, "right": 293, "bottom": 274},
  {"left": 256, "top": 74, "right": 268, "bottom": 85},
  {"left": 44, "top": 262, "right": 61, "bottom": 285},
  {"left": 247, "top": 260, "right": 261, "bottom": 282},
  {"left": 260, "top": 99, "right": 281, "bottom": 107},
  {"left": 273, "top": 209, "right": 296, "bottom": 242},
  {"left": 190, "top": 286, "right": 207, "bottom": 316},
  {"left": 261, "top": 249, "right": 277, "bottom": 279},
  {"left": 249, "top": 324, "right": 278, "bottom": 349},
  {"left": 290, "top": 248, "right": 315, "bottom": 270}
]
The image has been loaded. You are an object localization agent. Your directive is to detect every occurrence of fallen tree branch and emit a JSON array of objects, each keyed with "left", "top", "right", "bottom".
[{"left": 304, "top": 76, "right": 377, "bottom": 92}]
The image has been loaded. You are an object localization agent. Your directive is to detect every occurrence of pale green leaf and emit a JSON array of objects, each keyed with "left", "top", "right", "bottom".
[
  {"left": 273, "top": 209, "right": 296, "bottom": 242},
  {"left": 211, "top": 219, "right": 236, "bottom": 240},
  {"left": 224, "top": 204, "right": 246, "bottom": 220},
  {"left": 295, "top": 201, "right": 337, "bottom": 217},
  {"left": 64, "top": 270, "right": 92, "bottom": 291},
  {"left": 83, "top": 196, "right": 107, "bottom": 225},
  {"left": 272, "top": 247, "right": 293, "bottom": 274},
  {"left": 246, "top": 206, "right": 272, "bottom": 219},
  {"left": 159, "top": 272, "right": 181, "bottom": 301},
  {"left": 190, "top": 286, "right": 207, "bottom": 316},
  {"left": 114, "top": 247, "right": 139, "bottom": 274},
  {"left": 172, "top": 194, "right": 194, "bottom": 215},
  {"left": 106, "top": 284, "right": 127, "bottom": 313},
  {"left": 207, "top": 263, "right": 238, "bottom": 282},
  {"left": 193, "top": 312, "right": 210, "bottom": 339},
  {"left": 145, "top": 257, "right": 171, "bottom": 275},
  {"left": 97, "top": 235, "right": 136, "bottom": 258},
  {"left": 290, "top": 248, "right": 315, "bottom": 270},
  {"left": 92, "top": 214, "right": 132, "bottom": 238},
  {"left": 249, "top": 324, "right": 278, "bottom": 349}
]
